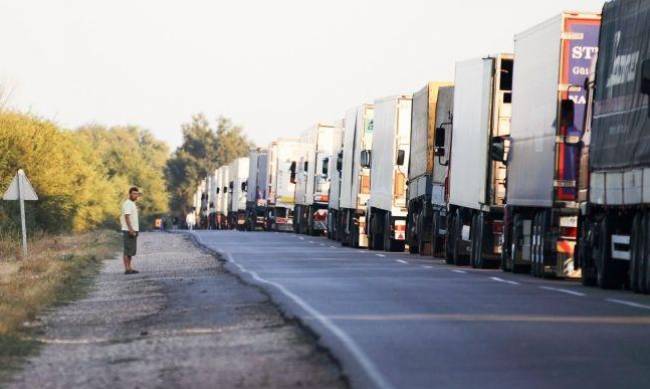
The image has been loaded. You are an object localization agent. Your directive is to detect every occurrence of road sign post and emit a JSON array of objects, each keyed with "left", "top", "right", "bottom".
[{"left": 3, "top": 169, "right": 38, "bottom": 257}]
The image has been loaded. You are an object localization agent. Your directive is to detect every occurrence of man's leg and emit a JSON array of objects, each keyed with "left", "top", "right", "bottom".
[{"left": 123, "top": 254, "right": 132, "bottom": 271}]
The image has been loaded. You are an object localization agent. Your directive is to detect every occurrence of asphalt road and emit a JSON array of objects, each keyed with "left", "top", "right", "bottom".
[{"left": 193, "top": 230, "right": 650, "bottom": 389}]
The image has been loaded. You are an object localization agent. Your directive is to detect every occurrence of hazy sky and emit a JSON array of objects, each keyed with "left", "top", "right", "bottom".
[{"left": 1, "top": 0, "right": 606, "bottom": 149}]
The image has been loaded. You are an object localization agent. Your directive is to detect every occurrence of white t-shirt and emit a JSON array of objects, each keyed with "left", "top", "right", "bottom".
[{"left": 120, "top": 199, "right": 139, "bottom": 231}]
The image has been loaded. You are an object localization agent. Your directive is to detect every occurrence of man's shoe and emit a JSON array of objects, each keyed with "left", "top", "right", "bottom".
[{"left": 124, "top": 269, "right": 139, "bottom": 275}]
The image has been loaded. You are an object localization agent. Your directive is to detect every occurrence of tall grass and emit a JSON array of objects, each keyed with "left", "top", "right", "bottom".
[{"left": 0, "top": 230, "right": 119, "bottom": 379}]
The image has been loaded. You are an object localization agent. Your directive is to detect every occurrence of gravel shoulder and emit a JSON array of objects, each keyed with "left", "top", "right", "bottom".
[{"left": 6, "top": 232, "right": 346, "bottom": 389}]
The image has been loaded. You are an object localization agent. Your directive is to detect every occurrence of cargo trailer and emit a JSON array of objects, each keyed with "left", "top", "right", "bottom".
[
  {"left": 367, "top": 95, "right": 412, "bottom": 251},
  {"left": 228, "top": 157, "right": 249, "bottom": 230},
  {"left": 207, "top": 172, "right": 218, "bottom": 229},
  {"left": 266, "top": 138, "right": 304, "bottom": 231},
  {"left": 327, "top": 119, "right": 346, "bottom": 241},
  {"left": 245, "top": 148, "right": 269, "bottom": 231},
  {"left": 217, "top": 166, "right": 230, "bottom": 229},
  {"left": 293, "top": 123, "right": 343, "bottom": 236},
  {"left": 406, "top": 82, "right": 453, "bottom": 255},
  {"left": 578, "top": 0, "right": 650, "bottom": 292},
  {"left": 504, "top": 12, "right": 601, "bottom": 277},
  {"left": 447, "top": 54, "right": 513, "bottom": 267},
  {"left": 339, "top": 104, "right": 375, "bottom": 247}
]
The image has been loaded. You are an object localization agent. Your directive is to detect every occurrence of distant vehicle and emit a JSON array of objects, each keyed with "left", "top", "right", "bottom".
[
  {"left": 504, "top": 12, "right": 601, "bottom": 277},
  {"left": 245, "top": 148, "right": 269, "bottom": 231},
  {"left": 293, "top": 123, "right": 343, "bottom": 236},
  {"left": 327, "top": 119, "right": 345, "bottom": 241},
  {"left": 578, "top": 0, "right": 650, "bottom": 292},
  {"left": 367, "top": 95, "right": 412, "bottom": 251},
  {"left": 216, "top": 166, "right": 230, "bottom": 229},
  {"left": 338, "top": 104, "right": 374, "bottom": 248},
  {"left": 228, "top": 157, "right": 249, "bottom": 230},
  {"left": 266, "top": 138, "right": 303, "bottom": 232},
  {"left": 447, "top": 54, "right": 513, "bottom": 267},
  {"left": 406, "top": 82, "right": 453, "bottom": 255}
]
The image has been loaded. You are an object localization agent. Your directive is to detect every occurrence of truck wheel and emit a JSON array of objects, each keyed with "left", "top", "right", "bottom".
[
  {"left": 408, "top": 210, "right": 419, "bottom": 254},
  {"left": 470, "top": 214, "right": 478, "bottom": 268},
  {"left": 531, "top": 213, "right": 540, "bottom": 277},
  {"left": 630, "top": 213, "right": 644, "bottom": 293},
  {"left": 511, "top": 214, "right": 526, "bottom": 274},
  {"left": 595, "top": 218, "right": 618, "bottom": 289},
  {"left": 384, "top": 213, "right": 393, "bottom": 252},
  {"left": 445, "top": 213, "right": 456, "bottom": 264},
  {"left": 431, "top": 211, "right": 441, "bottom": 258},
  {"left": 475, "top": 213, "right": 486, "bottom": 269},
  {"left": 643, "top": 212, "right": 650, "bottom": 293},
  {"left": 451, "top": 210, "right": 467, "bottom": 266},
  {"left": 417, "top": 213, "right": 427, "bottom": 255},
  {"left": 579, "top": 220, "right": 597, "bottom": 286}
]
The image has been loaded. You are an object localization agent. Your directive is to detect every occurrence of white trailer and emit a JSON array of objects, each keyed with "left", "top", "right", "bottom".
[
  {"left": 504, "top": 12, "right": 601, "bottom": 277},
  {"left": 338, "top": 104, "right": 374, "bottom": 248},
  {"left": 447, "top": 54, "right": 513, "bottom": 267},
  {"left": 245, "top": 148, "right": 269, "bottom": 231},
  {"left": 327, "top": 118, "right": 345, "bottom": 240},
  {"left": 293, "top": 123, "right": 343, "bottom": 235},
  {"left": 367, "top": 95, "right": 412, "bottom": 251},
  {"left": 266, "top": 138, "right": 304, "bottom": 231},
  {"left": 228, "top": 157, "right": 249, "bottom": 230},
  {"left": 217, "top": 166, "right": 230, "bottom": 229}
]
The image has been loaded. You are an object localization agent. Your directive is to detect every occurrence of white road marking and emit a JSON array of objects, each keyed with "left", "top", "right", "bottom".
[
  {"left": 422, "top": 265, "right": 434, "bottom": 269},
  {"left": 376, "top": 254, "right": 386, "bottom": 258},
  {"left": 539, "top": 286, "right": 586, "bottom": 297},
  {"left": 299, "top": 237, "right": 305, "bottom": 240},
  {"left": 396, "top": 259, "right": 408, "bottom": 264},
  {"left": 320, "top": 243, "right": 325, "bottom": 246},
  {"left": 490, "top": 277, "right": 520, "bottom": 286},
  {"left": 208, "top": 245, "right": 394, "bottom": 389},
  {"left": 451, "top": 269, "right": 467, "bottom": 274},
  {"left": 606, "top": 298, "right": 650, "bottom": 310},
  {"left": 309, "top": 241, "right": 315, "bottom": 244},
  {"left": 330, "top": 245, "right": 337, "bottom": 248}
]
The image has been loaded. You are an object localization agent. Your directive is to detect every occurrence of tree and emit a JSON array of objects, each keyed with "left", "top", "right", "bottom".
[
  {"left": 76, "top": 125, "right": 170, "bottom": 227},
  {"left": 165, "top": 114, "right": 253, "bottom": 216}
]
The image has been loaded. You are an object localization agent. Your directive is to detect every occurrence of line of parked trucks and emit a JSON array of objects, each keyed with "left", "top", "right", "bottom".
[{"left": 193, "top": 0, "right": 650, "bottom": 294}]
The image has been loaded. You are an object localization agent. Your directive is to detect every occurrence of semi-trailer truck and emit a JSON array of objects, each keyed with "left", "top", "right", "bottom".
[
  {"left": 367, "top": 95, "right": 412, "bottom": 251},
  {"left": 503, "top": 12, "right": 601, "bottom": 276},
  {"left": 339, "top": 104, "right": 375, "bottom": 248},
  {"left": 578, "top": 0, "right": 650, "bottom": 292},
  {"left": 246, "top": 148, "right": 269, "bottom": 231},
  {"left": 406, "top": 82, "right": 453, "bottom": 255},
  {"left": 447, "top": 54, "right": 514, "bottom": 267},
  {"left": 266, "top": 138, "right": 303, "bottom": 231},
  {"left": 293, "top": 123, "right": 343, "bottom": 236},
  {"left": 327, "top": 119, "right": 345, "bottom": 240},
  {"left": 217, "top": 165, "right": 230, "bottom": 229},
  {"left": 228, "top": 157, "right": 249, "bottom": 230}
]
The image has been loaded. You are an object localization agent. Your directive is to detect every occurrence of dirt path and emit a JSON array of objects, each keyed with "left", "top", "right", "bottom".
[{"left": 7, "top": 232, "right": 346, "bottom": 389}]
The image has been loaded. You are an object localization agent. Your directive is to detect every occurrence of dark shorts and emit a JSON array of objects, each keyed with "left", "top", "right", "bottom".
[{"left": 123, "top": 231, "right": 138, "bottom": 256}]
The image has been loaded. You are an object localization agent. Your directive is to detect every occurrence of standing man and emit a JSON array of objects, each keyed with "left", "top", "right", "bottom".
[{"left": 121, "top": 187, "right": 141, "bottom": 275}]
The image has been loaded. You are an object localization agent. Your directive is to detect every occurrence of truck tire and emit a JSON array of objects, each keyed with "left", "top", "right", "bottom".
[
  {"left": 511, "top": 214, "right": 527, "bottom": 274},
  {"left": 431, "top": 211, "right": 441, "bottom": 258},
  {"left": 594, "top": 218, "right": 618, "bottom": 289},
  {"left": 470, "top": 214, "right": 478, "bottom": 268},
  {"left": 451, "top": 209, "right": 467, "bottom": 266},
  {"left": 474, "top": 213, "right": 486, "bottom": 269},
  {"left": 445, "top": 212, "right": 455, "bottom": 264},
  {"left": 644, "top": 212, "right": 650, "bottom": 293},
  {"left": 384, "top": 213, "right": 393, "bottom": 252},
  {"left": 408, "top": 209, "right": 419, "bottom": 254},
  {"left": 417, "top": 212, "right": 427, "bottom": 255},
  {"left": 579, "top": 220, "right": 597, "bottom": 286},
  {"left": 630, "top": 213, "right": 644, "bottom": 293}
]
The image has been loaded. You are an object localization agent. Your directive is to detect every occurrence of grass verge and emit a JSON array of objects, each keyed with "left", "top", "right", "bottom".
[{"left": 0, "top": 230, "right": 120, "bottom": 382}]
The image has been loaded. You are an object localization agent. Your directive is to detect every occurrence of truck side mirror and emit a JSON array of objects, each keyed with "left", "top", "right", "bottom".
[
  {"left": 641, "top": 59, "right": 650, "bottom": 95},
  {"left": 216, "top": 187, "right": 220, "bottom": 194},
  {"left": 435, "top": 126, "right": 446, "bottom": 155},
  {"left": 396, "top": 149, "right": 405, "bottom": 166},
  {"left": 241, "top": 182, "right": 247, "bottom": 191},
  {"left": 289, "top": 161, "right": 296, "bottom": 184},
  {"left": 322, "top": 157, "right": 329, "bottom": 177},
  {"left": 303, "top": 161, "right": 309, "bottom": 172},
  {"left": 336, "top": 151, "right": 343, "bottom": 172},
  {"left": 360, "top": 150, "right": 372, "bottom": 168},
  {"left": 223, "top": 186, "right": 228, "bottom": 194},
  {"left": 229, "top": 182, "right": 234, "bottom": 191},
  {"left": 490, "top": 136, "right": 508, "bottom": 164}
]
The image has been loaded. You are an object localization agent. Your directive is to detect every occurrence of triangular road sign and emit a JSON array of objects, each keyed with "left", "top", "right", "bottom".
[{"left": 3, "top": 169, "right": 38, "bottom": 201}]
